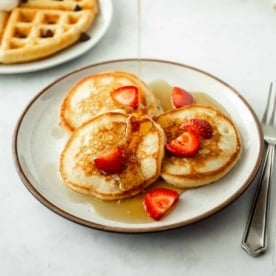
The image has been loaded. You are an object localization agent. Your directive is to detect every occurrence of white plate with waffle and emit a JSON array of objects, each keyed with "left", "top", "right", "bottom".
[
  {"left": 13, "top": 59, "right": 263, "bottom": 233},
  {"left": 0, "top": 0, "right": 112, "bottom": 74}
]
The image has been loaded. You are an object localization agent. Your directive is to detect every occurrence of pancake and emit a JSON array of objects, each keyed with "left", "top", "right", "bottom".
[
  {"left": 156, "top": 104, "right": 242, "bottom": 188},
  {"left": 59, "top": 71, "right": 160, "bottom": 132},
  {"left": 59, "top": 112, "right": 166, "bottom": 200}
]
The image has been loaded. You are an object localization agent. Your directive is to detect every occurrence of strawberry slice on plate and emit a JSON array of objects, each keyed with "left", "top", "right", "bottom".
[
  {"left": 181, "top": 118, "right": 213, "bottom": 139},
  {"left": 171, "top": 86, "right": 194, "bottom": 108},
  {"left": 94, "top": 147, "right": 124, "bottom": 174},
  {"left": 143, "top": 188, "right": 179, "bottom": 220},
  {"left": 166, "top": 130, "right": 200, "bottom": 157},
  {"left": 111, "top": 85, "right": 139, "bottom": 109}
]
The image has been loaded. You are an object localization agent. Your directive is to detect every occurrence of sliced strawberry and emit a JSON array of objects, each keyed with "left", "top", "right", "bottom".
[
  {"left": 143, "top": 188, "right": 179, "bottom": 220},
  {"left": 94, "top": 147, "right": 124, "bottom": 174},
  {"left": 181, "top": 118, "right": 213, "bottom": 139},
  {"left": 171, "top": 86, "right": 194, "bottom": 108},
  {"left": 111, "top": 86, "right": 139, "bottom": 109},
  {"left": 166, "top": 130, "right": 200, "bottom": 157}
]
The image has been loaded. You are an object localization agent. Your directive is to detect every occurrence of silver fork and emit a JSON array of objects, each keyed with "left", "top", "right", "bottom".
[{"left": 241, "top": 83, "right": 276, "bottom": 257}]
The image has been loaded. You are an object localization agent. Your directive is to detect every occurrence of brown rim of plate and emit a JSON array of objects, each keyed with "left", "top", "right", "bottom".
[{"left": 12, "top": 58, "right": 264, "bottom": 233}]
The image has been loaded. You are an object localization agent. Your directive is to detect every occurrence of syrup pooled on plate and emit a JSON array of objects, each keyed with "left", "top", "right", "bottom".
[{"left": 149, "top": 79, "right": 226, "bottom": 112}]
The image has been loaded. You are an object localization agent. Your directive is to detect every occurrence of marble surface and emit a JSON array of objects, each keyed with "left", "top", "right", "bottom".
[{"left": 1, "top": 0, "right": 276, "bottom": 275}]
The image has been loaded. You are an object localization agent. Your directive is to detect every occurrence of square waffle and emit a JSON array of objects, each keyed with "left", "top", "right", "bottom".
[{"left": 0, "top": 0, "right": 98, "bottom": 64}]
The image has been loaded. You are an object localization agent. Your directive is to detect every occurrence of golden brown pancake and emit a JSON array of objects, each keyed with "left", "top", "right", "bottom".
[
  {"left": 59, "top": 71, "right": 160, "bottom": 132},
  {"left": 59, "top": 112, "right": 166, "bottom": 200},
  {"left": 156, "top": 104, "right": 242, "bottom": 188}
]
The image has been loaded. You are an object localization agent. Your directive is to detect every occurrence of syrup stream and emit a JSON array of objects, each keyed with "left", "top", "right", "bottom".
[{"left": 136, "top": 0, "right": 142, "bottom": 76}]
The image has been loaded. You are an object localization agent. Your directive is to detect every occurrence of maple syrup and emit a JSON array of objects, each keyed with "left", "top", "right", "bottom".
[
  {"left": 50, "top": 126, "right": 66, "bottom": 139},
  {"left": 89, "top": 180, "right": 180, "bottom": 223},
  {"left": 136, "top": 0, "right": 142, "bottom": 75},
  {"left": 149, "top": 79, "right": 226, "bottom": 113},
  {"left": 59, "top": 171, "right": 180, "bottom": 223}
]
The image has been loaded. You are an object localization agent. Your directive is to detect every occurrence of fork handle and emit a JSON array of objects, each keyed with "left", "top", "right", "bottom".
[{"left": 241, "top": 143, "right": 275, "bottom": 256}]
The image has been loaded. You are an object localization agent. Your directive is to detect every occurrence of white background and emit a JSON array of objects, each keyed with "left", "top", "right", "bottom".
[{"left": 1, "top": 0, "right": 276, "bottom": 275}]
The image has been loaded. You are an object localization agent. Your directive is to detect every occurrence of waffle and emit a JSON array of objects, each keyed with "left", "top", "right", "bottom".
[
  {"left": 0, "top": 0, "right": 98, "bottom": 64},
  {"left": 0, "top": 11, "right": 9, "bottom": 41}
]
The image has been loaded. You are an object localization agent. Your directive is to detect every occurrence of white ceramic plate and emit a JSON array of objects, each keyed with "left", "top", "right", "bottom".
[
  {"left": 13, "top": 59, "right": 263, "bottom": 233},
  {"left": 0, "top": 0, "right": 112, "bottom": 74}
]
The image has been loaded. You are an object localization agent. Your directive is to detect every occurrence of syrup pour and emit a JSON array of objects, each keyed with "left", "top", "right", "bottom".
[{"left": 136, "top": 0, "right": 142, "bottom": 76}]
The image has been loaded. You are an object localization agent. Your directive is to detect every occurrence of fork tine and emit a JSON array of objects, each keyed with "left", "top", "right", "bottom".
[
  {"left": 262, "top": 82, "right": 273, "bottom": 124},
  {"left": 269, "top": 86, "right": 276, "bottom": 126}
]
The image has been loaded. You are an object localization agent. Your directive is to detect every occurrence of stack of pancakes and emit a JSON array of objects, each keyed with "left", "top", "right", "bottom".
[
  {"left": 0, "top": 0, "right": 98, "bottom": 64},
  {"left": 59, "top": 70, "right": 242, "bottom": 200},
  {"left": 59, "top": 71, "right": 166, "bottom": 200}
]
